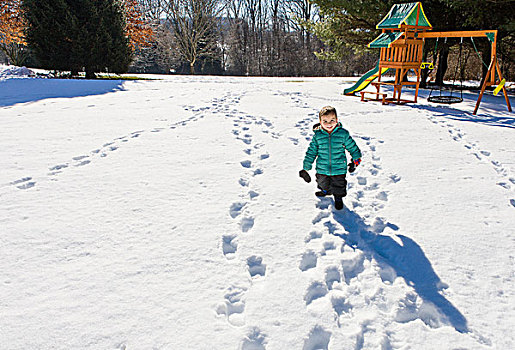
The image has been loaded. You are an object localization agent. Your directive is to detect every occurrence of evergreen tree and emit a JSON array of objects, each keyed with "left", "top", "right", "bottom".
[
  {"left": 23, "top": 0, "right": 132, "bottom": 78},
  {"left": 302, "top": 0, "right": 397, "bottom": 61}
]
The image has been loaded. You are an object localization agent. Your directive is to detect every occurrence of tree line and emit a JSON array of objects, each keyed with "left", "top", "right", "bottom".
[
  {"left": 131, "top": 0, "right": 355, "bottom": 76},
  {"left": 1, "top": 0, "right": 513, "bottom": 81}
]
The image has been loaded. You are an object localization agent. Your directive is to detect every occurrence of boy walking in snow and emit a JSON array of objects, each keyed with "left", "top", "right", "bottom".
[{"left": 299, "top": 106, "right": 362, "bottom": 210}]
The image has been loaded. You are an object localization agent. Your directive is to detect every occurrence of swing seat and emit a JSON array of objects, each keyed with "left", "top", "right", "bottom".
[{"left": 427, "top": 95, "right": 463, "bottom": 104}]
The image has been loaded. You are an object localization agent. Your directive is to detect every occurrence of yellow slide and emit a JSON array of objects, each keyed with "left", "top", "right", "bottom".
[{"left": 344, "top": 62, "right": 389, "bottom": 95}]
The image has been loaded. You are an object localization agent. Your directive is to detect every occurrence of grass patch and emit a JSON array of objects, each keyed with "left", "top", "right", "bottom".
[
  {"left": 96, "top": 74, "right": 159, "bottom": 81},
  {"left": 45, "top": 71, "right": 160, "bottom": 80}
]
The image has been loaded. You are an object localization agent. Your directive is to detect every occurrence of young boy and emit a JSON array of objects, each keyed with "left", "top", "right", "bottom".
[{"left": 299, "top": 106, "right": 362, "bottom": 210}]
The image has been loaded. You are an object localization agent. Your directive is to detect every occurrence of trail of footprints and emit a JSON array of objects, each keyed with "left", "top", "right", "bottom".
[
  {"left": 289, "top": 94, "right": 409, "bottom": 348},
  {"left": 213, "top": 93, "right": 277, "bottom": 348},
  {"left": 6, "top": 98, "right": 229, "bottom": 192},
  {"left": 295, "top": 131, "right": 490, "bottom": 348},
  {"left": 294, "top": 117, "right": 429, "bottom": 349},
  {"left": 10, "top": 90, "right": 272, "bottom": 346},
  {"left": 427, "top": 114, "right": 515, "bottom": 208}
]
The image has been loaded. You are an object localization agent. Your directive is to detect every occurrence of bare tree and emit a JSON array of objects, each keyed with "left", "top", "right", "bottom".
[
  {"left": 133, "top": 0, "right": 362, "bottom": 77},
  {"left": 138, "top": 0, "right": 166, "bottom": 23},
  {"left": 163, "top": 0, "right": 225, "bottom": 74}
]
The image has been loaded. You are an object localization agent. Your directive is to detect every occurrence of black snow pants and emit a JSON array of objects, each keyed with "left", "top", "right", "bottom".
[{"left": 316, "top": 173, "right": 347, "bottom": 197}]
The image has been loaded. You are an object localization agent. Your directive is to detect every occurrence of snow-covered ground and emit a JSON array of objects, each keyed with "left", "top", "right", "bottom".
[{"left": 0, "top": 72, "right": 514, "bottom": 350}]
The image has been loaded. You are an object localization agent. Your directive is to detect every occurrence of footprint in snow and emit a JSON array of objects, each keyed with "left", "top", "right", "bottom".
[
  {"left": 303, "top": 326, "right": 331, "bottom": 350},
  {"left": 304, "top": 281, "right": 328, "bottom": 305},
  {"left": 241, "top": 160, "right": 252, "bottom": 168},
  {"left": 75, "top": 160, "right": 91, "bottom": 167},
  {"left": 216, "top": 285, "right": 247, "bottom": 327},
  {"left": 288, "top": 137, "right": 299, "bottom": 145},
  {"left": 366, "top": 183, "right": 380, "bottom": 191},
  {"left": 238, "top": 136, "right": 252, "bottom": 145},
  {"left": 321, "top": 241, "right": 336, "bottom": 255},
  {"left": 49, "top": 164, "right": 68, "bottom": 171},
  {"left": 376, "top": 191, "right": 388, "bottom": 201},
  {"left": 389, "top": 174, "right": 401, "bottom": 183},
  {"left": 241, "top": 328, "right": 267, "bottom": 350},
  {"left": 247, "top": 256, "right": 266, "bottom": 277},
  {"left": 241, "top": 217, "right": 254, "bottom": 233},
  {"left": 222, "top": 235, "right": 238, "bottom": 258},
  {"left": 312, "top": 211, "right": 330, "bottom": 225},
  {"left": 299, "top": 251, "right": 317, "bottom": 271},
  {"left": 305, "top": 230, "right": 323, "bottom": 243},
  {"left": 341, "top": 252, "right": 365, "bottom": 284},
  {"left": 497, "top": 182, "right": 510, "bottom": 190},
  {"left": 331, "top": 296, "right": 352, "bottom": 317},
  {"left": 325, "top": 266, "right": 341, "bottom": 290},
  {"left": 11, "top": 177, "right": 36, "bottom": 190},
  {"left": 229, "top": 202, "right": 246, "bottom": 218}
]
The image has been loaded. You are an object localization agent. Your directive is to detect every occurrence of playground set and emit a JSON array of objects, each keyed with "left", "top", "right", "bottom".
[{"left": 343, "top": 2, "right": 512, "bottom": 115}]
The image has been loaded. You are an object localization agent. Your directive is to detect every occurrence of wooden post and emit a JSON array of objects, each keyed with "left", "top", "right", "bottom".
[
  {"left": 491, "top": 31, "right": 497, "bottom": 85},
  {"left": 495, "top": 60, "right": 512, "bottom": 112},
  {"left": 397, "top": 69, "right": 403, "bottom": 103},
  {"left": 415, "top": 68, "right": 420, "bottom": 103},
  {"left": 474, "top": 58, "right": 495, "bottom": 115}
]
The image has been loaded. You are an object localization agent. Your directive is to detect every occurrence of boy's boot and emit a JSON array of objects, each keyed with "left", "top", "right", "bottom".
[
  {"left": 316, "top": 189, "right": 331, "bottom": 197},
  {"left": 334, "top": 195, "right": 344, "bottom": 210}
]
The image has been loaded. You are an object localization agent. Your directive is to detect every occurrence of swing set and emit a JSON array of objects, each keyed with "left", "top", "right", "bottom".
[{"left": 346, "top": 2, "right": 512, "bottom": 115}]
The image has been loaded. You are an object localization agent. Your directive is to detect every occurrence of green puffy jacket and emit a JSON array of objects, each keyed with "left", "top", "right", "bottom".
[{"left": 303, "top": 123, "right": 362, "bottom": 175}]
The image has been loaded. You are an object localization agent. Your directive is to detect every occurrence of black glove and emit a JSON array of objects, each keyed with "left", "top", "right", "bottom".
[
  {"left": 299, "top": 169, "right": 311, "bottom": 183},
  {"left": 348, "top": 162, "right": 356, "bottom": 173},
  {"left": 348, "top": 158, "right": 361, "bottom": 173}
]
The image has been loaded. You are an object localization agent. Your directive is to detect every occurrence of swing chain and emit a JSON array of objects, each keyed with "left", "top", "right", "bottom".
[{"left": 471, "top": 37, "right": 489, "bottom": 69}]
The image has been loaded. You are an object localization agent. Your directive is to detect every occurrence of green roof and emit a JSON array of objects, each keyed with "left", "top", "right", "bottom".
[
  {"left": 377, "top": 2, "right": 432, "bottom": 29},
  {"left": 368, "top": 32, "right": 404, "bottom": 48}
]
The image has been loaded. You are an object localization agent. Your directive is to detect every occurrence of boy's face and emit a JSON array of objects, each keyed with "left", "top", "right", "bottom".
[{"left": 320, "top": 113, "right": 338, "bottom": 132}]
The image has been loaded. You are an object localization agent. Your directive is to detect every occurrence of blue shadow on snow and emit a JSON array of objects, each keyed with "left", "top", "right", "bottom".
[
  {"left": 0, "top": 78, "right": 125, "bottom": 107},
  {"left": 399, "top": 86, "right": 514, "bottom": 129},
  {"left": 320, "top": 199, "right": 469, "bottom": 333}
]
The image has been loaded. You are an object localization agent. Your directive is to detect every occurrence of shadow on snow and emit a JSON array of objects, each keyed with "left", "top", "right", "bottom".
[
  {"left": 319, "top": 198, "right": 469, "bottom": 333},
  {"left": 0, "top": 78, "right": 125, "bottom": 107},
  {"left": 380, "top": 85, "right": 514, "bottom": 129}
]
